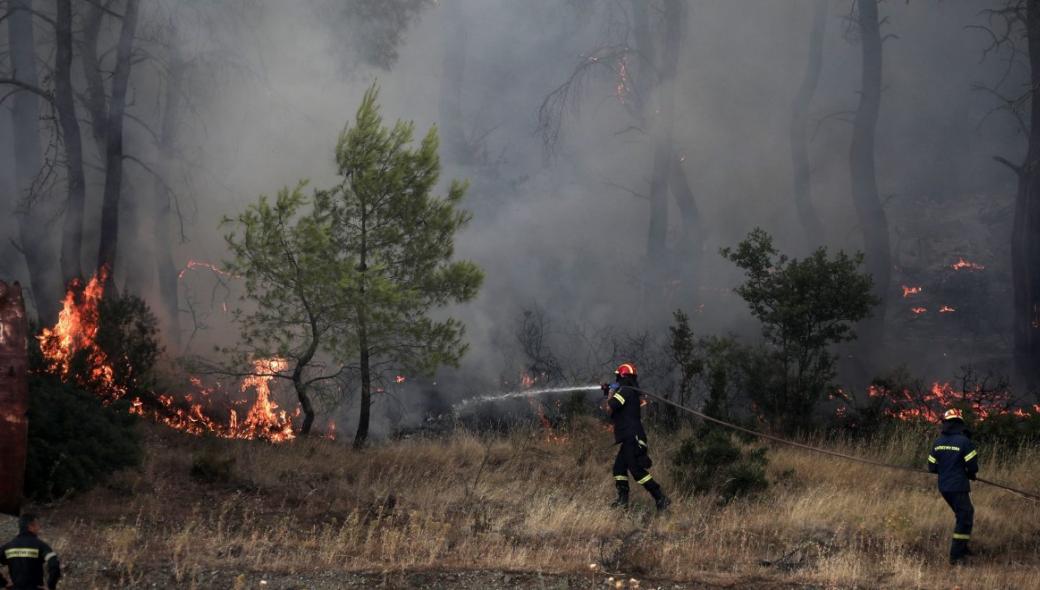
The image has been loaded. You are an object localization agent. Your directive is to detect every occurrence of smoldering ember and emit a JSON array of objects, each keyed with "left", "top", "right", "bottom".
[{"left": 1, "top": 1, "right": 1040, "bottom": 589}]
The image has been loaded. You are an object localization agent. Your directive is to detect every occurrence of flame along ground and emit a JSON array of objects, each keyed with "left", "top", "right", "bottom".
[
  {"left": 36, "top": 262, "right": 1040, "bottom": 442},
  {"left": 38, "top": 268, "right": 298, "bottom": 442}
]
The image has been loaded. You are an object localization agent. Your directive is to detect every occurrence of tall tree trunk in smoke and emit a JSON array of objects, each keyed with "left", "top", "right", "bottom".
[
  {"left": 439, "top": 0, "right": 469, "bottom": 164},
  {"left": 81, "top": 3, "right": 109, "bottom": 155},
  {"left": 1006, "top": 0, "right": 1040, "bottom": 385},
  {"left": 790, "top": 0, "right": 827, "bottom": 248},
  {"left": 96, "top": 0, "right": 140, "bottom": 287},
  {"left": 55, "top": 0, "right": 87, "bottom": 286},
  {"left": 631, "top": 1, "right": 668, "bottom": 260},
  {"left": 153, "top": 59, "right": 186, "bottom": 351},
  {"left": 661, "top": 1, "right": 701, "bottom": 289},
  {"left": 6, "top": 0, "right": 61, "bottom": 323},
  {"left": 849, "top": 0, "right": 889, "bottom": 345}
]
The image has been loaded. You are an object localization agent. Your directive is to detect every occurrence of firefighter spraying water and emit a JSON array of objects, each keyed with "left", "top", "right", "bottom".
[{"left": 602, "top": 363, "right": 671, "bottom": 512}]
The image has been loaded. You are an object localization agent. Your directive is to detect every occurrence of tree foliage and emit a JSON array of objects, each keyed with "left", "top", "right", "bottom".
[
  {"left": 722, "top": 229, "right": 878, "bottom": 432},
  {"left": 224, "top": 84, "right": 483, "bottom": 443},
  {"left": 25, "top": 376, "right": 141, "bottom": 500},
  {"left": 322, "top": 84, "right": 484, "bottom": 447},
  {"left": 223, "top": 183, "right": 342, "bottom": 434}
]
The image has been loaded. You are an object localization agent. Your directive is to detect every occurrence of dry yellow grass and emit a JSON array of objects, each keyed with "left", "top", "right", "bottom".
[{"left": 33, "top": 418, "right": 1040, "bottom": 588}]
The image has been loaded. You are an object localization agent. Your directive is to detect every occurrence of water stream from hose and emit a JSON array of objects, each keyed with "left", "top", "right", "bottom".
[{"left": 452, "top": 384, "right": 601, "bottom": 415}]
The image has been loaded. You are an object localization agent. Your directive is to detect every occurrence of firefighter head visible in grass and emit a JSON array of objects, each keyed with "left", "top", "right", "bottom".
[{"left": 602, "top": 363, "right": 670, "bottom": 512}]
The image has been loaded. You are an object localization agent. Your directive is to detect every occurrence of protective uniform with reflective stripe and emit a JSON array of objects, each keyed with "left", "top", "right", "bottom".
[
  {"left": 1, "top": 532, "right": 61, "bottom": 590},
  {"left": 606, "top": 377, "right": 667, "bottom": 509},
  {"left": 927, "top": 422, "right": 978, "bottom": 493},
  {"left": 927, "top": 420, "right": 978, "bottom": 562}
]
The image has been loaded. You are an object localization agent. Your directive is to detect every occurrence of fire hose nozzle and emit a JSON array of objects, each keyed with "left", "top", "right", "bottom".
[{"left": 600, "top": 383, "right": 610, "bottom": 397}]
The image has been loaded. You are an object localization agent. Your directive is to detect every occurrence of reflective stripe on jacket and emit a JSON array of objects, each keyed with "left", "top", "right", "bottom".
[{"left": 927, "top": 422, "right": 979, "bottom": 493}]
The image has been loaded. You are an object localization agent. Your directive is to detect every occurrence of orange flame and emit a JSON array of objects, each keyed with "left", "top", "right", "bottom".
[
  {"left": 395, "top": 375, "right": 406, "bottom": 384},
  {"left": 37, "top": 267, "right": 125, "bottom": 401},
  {"left": 869, "top": 381, "right": 1037, "bottom": 423},
  {"left": 901, "top": 285, "right": 922, "bottom": 298},
  {"left": 911, "top": 307, "right": 927, "bottom": 315},
  {"left": 950, "top": 257, "right": 985, "bottom": 271},
  {"left": 520, "top": 371, "right": 536, "bottom": 389},
  {"left": 527, "top": 398, "right": 567, "bottom": 444},
  {"left": 41, "top": 269, "right": 296, "bottom": 442},
  {"left": 177, "top": 259, "right": 234, "bottom": 280},
  {"left": 939, "top": 305, "right": 956, "bottom": 314}
]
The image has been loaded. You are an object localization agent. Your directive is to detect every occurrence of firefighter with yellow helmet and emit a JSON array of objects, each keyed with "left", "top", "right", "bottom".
[
  {"left": 602, "top": 363, "right": 670, "bottom": 512},
  {"left": 927, "top": 407, "right": 979, "bottom": 564}
]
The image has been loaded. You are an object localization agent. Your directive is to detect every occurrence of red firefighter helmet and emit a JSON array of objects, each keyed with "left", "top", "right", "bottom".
[
  {"left": 943, "top": 408, "right": 964, "bottom": 422},
  {"left": 615, "top": 363, "right": 637, "bottom": 377}
]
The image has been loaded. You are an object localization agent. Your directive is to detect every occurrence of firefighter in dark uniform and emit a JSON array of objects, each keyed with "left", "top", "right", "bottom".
[
  {"left": 927, "top": 408, "right": 979, "bottom": 564},
  {"left": 603, "top": 363, "right": 670, "bottom": 512},
  {"left": 1, "top": 514, "right": 61, "bottom": 590}
]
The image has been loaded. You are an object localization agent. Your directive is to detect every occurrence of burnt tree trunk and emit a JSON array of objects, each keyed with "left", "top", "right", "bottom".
[
  {"left": 154, "top": 60, "right": 185, "bottom": 350},
  {"left": 630, "top": 0, "right": 670, "bottom": 260},
  {"left": 1010, "top": 0, "right": 1040, "bottom": 385},
  {"left": 849, "top": 0, "right": 889, "bottom": 345},
  {"left": 790, "top": 0, "right": 827, "bottom": 247},
  {"left": 354, "top": 317, "right": 372, "bottom": 449},
  {"left": 81, "top": 3, "right": 109, "bottom": 154},
  {"left": 7, "top": 0, "right": 62, "bottom": 323},
  {"left": 354, "top": 204, "right": 371, "bottom": 449},
  {"left": 55, "top": 0, "right": 87, "bottom": 286},
  {"left": 96, "top": 0, "right": 140, "bottom": 286},
  {"left": 0, "top": 281, "right": 29, "bottom": 516}
]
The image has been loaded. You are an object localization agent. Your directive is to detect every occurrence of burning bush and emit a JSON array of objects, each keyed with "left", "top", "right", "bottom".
[
  {"left": 34, "top": 270, "right": 162, "bottom": 400},
  {"left": 24, "top": 375, "right": 142, "bottom": 500},
  {"left": 832, "top": 366, "right": 1040, "bottom": 445},
  {"left": 670, "top": 430, "right": 769, "bottom": 502}
]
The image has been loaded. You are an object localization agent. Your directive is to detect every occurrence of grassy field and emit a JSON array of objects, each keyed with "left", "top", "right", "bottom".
[{"left": 26, "top": 417, "right": 1040, "bottom": 589}]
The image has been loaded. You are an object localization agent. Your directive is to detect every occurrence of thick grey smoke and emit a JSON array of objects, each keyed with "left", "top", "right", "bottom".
[{"left": 3, "top": 0, "right": 1027, "bottom": 435}]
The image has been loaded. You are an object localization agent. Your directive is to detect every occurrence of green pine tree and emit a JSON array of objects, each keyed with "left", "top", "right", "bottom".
[{"left": 320, "top": 84, "right": 483, "bottom": 448}]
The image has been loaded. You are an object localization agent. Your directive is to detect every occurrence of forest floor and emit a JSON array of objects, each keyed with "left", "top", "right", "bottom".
[{"left": 18, "top": 418, "right": 1040, "bottom": 589}]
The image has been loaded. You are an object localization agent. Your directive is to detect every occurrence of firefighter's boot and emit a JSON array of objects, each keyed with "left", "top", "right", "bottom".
[
  {"left": 611, "top": 479, "right": 630, "bottom": 509},
  {"left": 646, "top": 481, "right": 671, "bottom": 512}
]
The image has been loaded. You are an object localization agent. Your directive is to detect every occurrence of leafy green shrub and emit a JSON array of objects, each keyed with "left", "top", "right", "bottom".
[
  {"left": 25, "top": 376, "right": 141, "bottom": 500},
  {"left": 95, "top": 293, "right": 162, "bottom": 395},
  {"left": 670, "top": 429, "right": 769, "bottom": 502}
]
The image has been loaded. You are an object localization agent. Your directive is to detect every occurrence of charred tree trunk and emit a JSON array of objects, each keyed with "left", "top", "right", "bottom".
[
  {"left": 0, "top": 281, "right": 29, "bottom": 516},
  {"left": 154, "top": 61, "right": 185, "bottom": 350},
  {"left": 354, "top": 208, "right": 371, "bottom": 449},
  {"left": 7, "top": 0, "right": 61, "bottom": 323},
  {"left": 790, "top": 0, "right": 827, "bottom": 248},
  {"left": 630, "top": 1, "right": 669, "bottom": 260},
  {"left": 670, "top": 159, "right": 701, "bottom": 287},
  {"left": 849, "top": 0, "right": 889, "bottom": 345},
  {"left": 96, "top": 0, "right": 140, "bottom": 286},
  {"left": 81, "top": 3, "right": 109, "bottom": 154},
  {"left": 1010, "top": 0, "right": 1040, "bottom": 386},
  {"left": 354, "top": 318, "right": 372, "bottom": 449},
  {"left": 55, "top": 0, "right": 86, "bottom": 286}
]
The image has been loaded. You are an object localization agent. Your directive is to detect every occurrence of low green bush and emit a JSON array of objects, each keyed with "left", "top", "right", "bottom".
[
  {"left": 25, "top": 375, "right": 142, "bottom": 500},
  {"left": 670, "top": 429, "right": 769, "bottom": 502}
]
